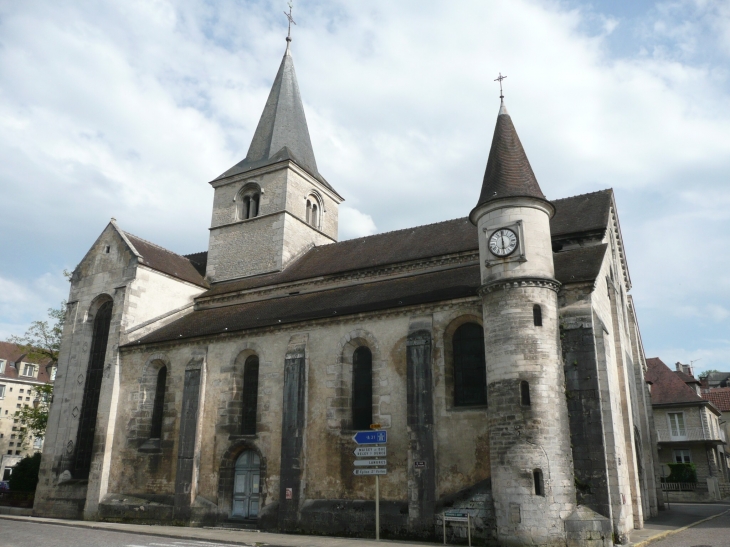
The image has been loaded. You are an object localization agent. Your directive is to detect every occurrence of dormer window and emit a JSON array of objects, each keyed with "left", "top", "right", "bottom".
[
  {"left": 305, "top": 193, "right": 322, "bottom": 229},
  {"left": 21, "top": 363, "right": 36, "bottom": 378},
  {"left": 237, "top": 183, "right": 261, "bottom": 220}
]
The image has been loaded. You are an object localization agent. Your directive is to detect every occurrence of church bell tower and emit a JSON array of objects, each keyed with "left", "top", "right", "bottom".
[
  {"left": 205, "top": 36, "right": 343, "bottom": 284},
  {"left": 470, "top": 96, "right": 576, "bottom": 546}
]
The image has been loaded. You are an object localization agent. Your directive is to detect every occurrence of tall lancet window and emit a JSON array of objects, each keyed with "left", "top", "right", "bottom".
[
  {"left": 352, "top": 347, "right": 373, "bottom": 430},
  {"left": 305, "top": 195, "right": 321, "bottom": 229},
  {"left": 241, "top": 356, "right": 259, "bottom": 435},
  {"left": 150, "top": 366, "right": 167, "bottom": 439},
  {"left": 453, "top": 323, "right": 487, "bottom": 406},
  {"left": 74, "top": 299, "right": 113, "bottom": 479}
]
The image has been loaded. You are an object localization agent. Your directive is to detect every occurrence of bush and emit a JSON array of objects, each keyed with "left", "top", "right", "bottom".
[
  {"left": 7, "top": 453, "right": 42, "bottom": 492},
  {"left": 666, "top": 462, "right": 697, "bottom": 483}
]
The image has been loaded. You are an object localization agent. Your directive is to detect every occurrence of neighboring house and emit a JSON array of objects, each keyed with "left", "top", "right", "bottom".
[
  {"left": 34, "top": 33, "right": 660, "bottom": 547},
  {"left": 703, "top": 372, "right": 730, "bottom": 389},
  {"left": 645, "top": 358, "right": 727, "bottom": 499},
  {"left": 0, "top": 341, "right": 56, "bottom": 481},
  {"left": 701, "top": 386, "right": 730, "bottom": 474}
]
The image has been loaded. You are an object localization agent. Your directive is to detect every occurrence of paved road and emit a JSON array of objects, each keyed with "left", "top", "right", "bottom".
[
  {"left": 649, "top": 510, "right": 730, "bottom": 547},
  {"left": 0, "top": 519, "right": 245, "bottom": 547}
]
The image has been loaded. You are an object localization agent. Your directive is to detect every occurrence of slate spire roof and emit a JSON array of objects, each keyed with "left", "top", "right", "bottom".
[
  {"left": 473, "top": 100, "right": 546, "bottom": 212},
  {"left": 213, "top": 43, "right": 335, "bottom": 192}
]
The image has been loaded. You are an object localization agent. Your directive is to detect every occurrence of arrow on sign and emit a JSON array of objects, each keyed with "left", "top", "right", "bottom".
[
  {"left": 354, "top": 468, "right": 387, "bottom": 475},
  {"left": 354, "top": 447, "right": 387, "bottom": 457},
  {"left": 352, "top": 430, "right": 387, "bottom": 445},
  {"left": 354, "top": 459, "right": 387, "bottom": 466}
]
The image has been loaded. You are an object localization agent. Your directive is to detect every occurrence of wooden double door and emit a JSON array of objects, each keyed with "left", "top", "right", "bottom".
[{"left": 232, "top": 451, "right": 261, "bottom": 519}]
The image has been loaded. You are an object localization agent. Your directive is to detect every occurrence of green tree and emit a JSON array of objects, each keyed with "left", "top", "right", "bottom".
[
  {"left": 8, "top": 302, "right": 65, "bottom": 448},
  {"left": 7, "top": 453, "right": 42, "bottom": 492}
]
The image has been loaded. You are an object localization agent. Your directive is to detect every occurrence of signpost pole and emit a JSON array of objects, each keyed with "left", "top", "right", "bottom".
[
  {"left": 467, "top": 514, "right": 471, "bottom": 547},
  {"left": 443, "top": 514, "right": 446, "bottom": 545},
  {"left": 375, "top": 474, "right": 380, "bottom": 541}
]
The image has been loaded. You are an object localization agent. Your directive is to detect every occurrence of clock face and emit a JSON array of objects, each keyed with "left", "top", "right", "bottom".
[{"left": 489, "top": 228, "right": 518, "bottom": 257}]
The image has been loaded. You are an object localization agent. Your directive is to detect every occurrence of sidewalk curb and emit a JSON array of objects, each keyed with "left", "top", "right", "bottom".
[
  {"left": 0, "top": 514, "right": 439, "bottom": 547},
  {"left": 631, "top": 508, "right": 730, "bottom": 547}
]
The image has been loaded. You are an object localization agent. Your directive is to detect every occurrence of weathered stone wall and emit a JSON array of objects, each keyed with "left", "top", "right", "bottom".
[
  {"left": 206, "top": 164, "right": 340, "bottom": 283},
  {"left": 34, "top": 223, "right": 207, "bottom": 521},
  {"left": 104, "top": 300, "right": 492, "bottom": 537}
]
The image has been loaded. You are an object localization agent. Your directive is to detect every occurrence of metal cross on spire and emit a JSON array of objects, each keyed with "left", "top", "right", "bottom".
[
  {"left": 494, "top": 72, "right": 507, "bottom": 100},
  {"left": 284, "top": 1, "right": 297, "bottom": 43}
]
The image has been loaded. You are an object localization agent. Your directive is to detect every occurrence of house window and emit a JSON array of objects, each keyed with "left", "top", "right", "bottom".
[
  {"left": 241, "top": 356, "right": 260, "bottom": 435},
  {"left": 50, "top": 367, "right": 57, "bottom": 381},
  {"left": 533, "top": 469, "right": 545, "bottom": 496},
  {"left": 21, "top": 364, "right": 35, "bottom": 377},
  {"left": 674, "top": 449, "right": 691, "bottom": 463},
  {"left": 453, "top": 323, "right": 487, "bottom": 407},
  {"left": 521, "top": 381, "right": 531, "bottom": 406},
  {"left": 533, "top": 305, "right": 542, "bottom": 327},
  {"left": 0, "top": 360, "right": 5, "bottom": 374},
  {"left": 668, "top": 412, "right": 686, "bottom": 439},
  {"left": 352, "top": 347, "right": 373, "bottom": 430},
  {"left": 149, "top": 366, "right": 167, "bottom": 439},
  {"left": 0, "top": 385, "right": 5, "bottom": 399},
  {"left": 33, "top": 438, "right": 42, "bottom": 450}
]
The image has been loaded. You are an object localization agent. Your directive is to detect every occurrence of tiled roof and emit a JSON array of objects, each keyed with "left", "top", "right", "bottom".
[
  {"left": 675, "top": 370, "right": 700, "bottom": 385},
  {"left": 133, "top": 264, "right": 482, "bottom": 345},
  {"left": 203, "top": 189, "right": 614, "bottom": 298},
  {"left": 473, "top": 103, "right": 546, "bottom": 210},
  {"left": 645, "top": 357, "right": 706, "bottom": 405},
  {"left": 0, "top": 341, "right": 54, "bottom": 383},
  {"left": 703, "top": 388, "right": 730, "bottom": 412},
  {"left": 125, "top": 233, "right": 208, "bottom": 288},
  {"left": 553, "top": 244, "right": 607, "bottom": 284},
  {"left": 550, "top": 190, "right": 613, "bottom": 239},
  {"left": 202, "top": 217, "right": 479, "bottom": 297}
]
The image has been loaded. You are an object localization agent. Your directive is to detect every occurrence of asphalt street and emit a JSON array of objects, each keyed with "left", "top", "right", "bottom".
[
  {"left": 0, "top": 519, "right": 244, "bottom": 547},
  {"left": 649, "top": 510, "right": 730, "bottom": 547}
]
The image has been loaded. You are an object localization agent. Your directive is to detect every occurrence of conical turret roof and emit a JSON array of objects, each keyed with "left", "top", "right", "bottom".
[
  {"left": 473, "top": 102, "right": 545, "bottom": 210},
  {"left": 214, "top": 44, "right": 336, "bottom": 194}
]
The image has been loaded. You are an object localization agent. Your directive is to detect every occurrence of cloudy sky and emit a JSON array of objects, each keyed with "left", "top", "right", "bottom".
[{"left": 1, "top": 0, "right": 729, "bottom": 373}]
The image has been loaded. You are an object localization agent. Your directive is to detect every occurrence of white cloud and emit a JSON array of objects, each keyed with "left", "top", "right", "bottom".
[
  {"left": 0, "top": 0, "right": 728, "bottom": 365},
  {"left": 338, "top": 205, "right": 377, "bottom": 241}
]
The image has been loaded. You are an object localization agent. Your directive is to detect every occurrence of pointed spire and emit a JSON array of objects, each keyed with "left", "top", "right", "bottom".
[
  {"left": 213, "top": 43, "right": 335, "bottom": 193},
  {"left": 473, "top": 101, "right": 546, "bottom": 211}
]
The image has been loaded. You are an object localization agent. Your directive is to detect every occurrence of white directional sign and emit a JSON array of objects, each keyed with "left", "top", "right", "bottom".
[
  {"left": 354, "top": 459, "right": 387, "bottom": 467},
  {"left": 354, "top": 468, "right": 387, "bottom": 476},
  {"left": 354, "top": 446, "right": 387, "bottom": 457}
]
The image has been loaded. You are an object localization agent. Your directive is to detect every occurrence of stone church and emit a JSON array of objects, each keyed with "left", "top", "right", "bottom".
[{"left": 34, "top": 36, "right": 662, "bottom": 546}]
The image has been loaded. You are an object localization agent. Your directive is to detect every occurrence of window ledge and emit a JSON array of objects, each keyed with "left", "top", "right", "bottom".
[
  {"left": 228, "top": 434, "right": 258, "bottom": 441},
  {"left": 139, "top": 438, "right": 162, "bottom": 453},
  {"left": 450, "top": 404, "right": 489, "bottom": 412}
]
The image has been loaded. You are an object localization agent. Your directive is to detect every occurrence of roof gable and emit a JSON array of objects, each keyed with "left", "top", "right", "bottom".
[{"left": 645, "top": 357, "right": 706, "bottom": 405}]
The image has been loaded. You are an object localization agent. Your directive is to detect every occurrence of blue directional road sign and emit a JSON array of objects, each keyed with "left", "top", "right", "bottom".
[{"left": 352, "top": 430, "right": 387, "bottom": 444}]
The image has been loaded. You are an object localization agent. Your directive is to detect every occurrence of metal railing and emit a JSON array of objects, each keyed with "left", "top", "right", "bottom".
[
  {"left": 660, "top": 482, "right": 700, "bottom": 492},
  {"left": 656, "top": 427, "right": 726, "bottom": 443}
]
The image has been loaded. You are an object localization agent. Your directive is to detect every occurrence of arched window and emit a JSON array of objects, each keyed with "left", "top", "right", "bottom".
[
  {"left": 352, "top": 347, "right": 373, "bottom": 430},
  {"left": 74, "top": 300, "right": 113, "bottom": 479},
  {"left": 232, "top": 451, "right": 261, "bottom": 519},
  {"left": 533, "top": 469, "right": 544, "bottom": 496},
  {"left": 150, "top": 366, "right": 167, "bottom": 439},
  {"left": 453, "top": 323, "right": 487, "bottom": 407},
  {"left": 520, "top": 381, "right": 531, "bottom": 406},
  {"left": 238, "top": 185, "right": 261, "bottom": 220},
  {"left": 241, "top": 356, "right": 259, "bottom": 435},
  {"left": 305, "top": 195, "right": 321, "bottom": 229},
  {"left": 533, "top": 305, "right": 542, "bottom": 327}
]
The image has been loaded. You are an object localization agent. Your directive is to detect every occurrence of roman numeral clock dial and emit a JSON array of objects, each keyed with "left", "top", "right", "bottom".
[{"left": 489, "top": 228, "right": 518, "bottom": 257}]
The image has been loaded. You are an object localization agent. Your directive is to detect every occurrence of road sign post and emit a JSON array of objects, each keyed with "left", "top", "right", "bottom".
[
  {"left": 352, "top": 429, "right": 387, "bottom": 541},
  {"left": 442, "top": 512, "right": 471, "bottom": 547}
]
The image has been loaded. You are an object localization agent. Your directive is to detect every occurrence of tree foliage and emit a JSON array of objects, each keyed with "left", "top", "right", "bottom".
[
  {"left": 7, "top": 453, "right": 42, "bottom": 492},
  {"left": 8, "top": 302, "right": 65, "bottom": 447},
  {"left": 698, "top": 369, "right": 720, "bottom": 380},
  {"left": 666, "top": 462, "right": 697, "bottom": 483}
]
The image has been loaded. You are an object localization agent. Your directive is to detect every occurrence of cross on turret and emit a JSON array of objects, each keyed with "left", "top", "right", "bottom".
[
  {"left": 494, "top": 72, "right": 507, "bottom": 99},
  {"left": 284, "top": 1, "right": 297, "bottom": 42}
]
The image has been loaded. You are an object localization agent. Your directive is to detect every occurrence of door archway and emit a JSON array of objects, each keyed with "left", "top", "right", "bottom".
[{"left": 232, "top": 450, "right": 261, "bottom": 519}]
